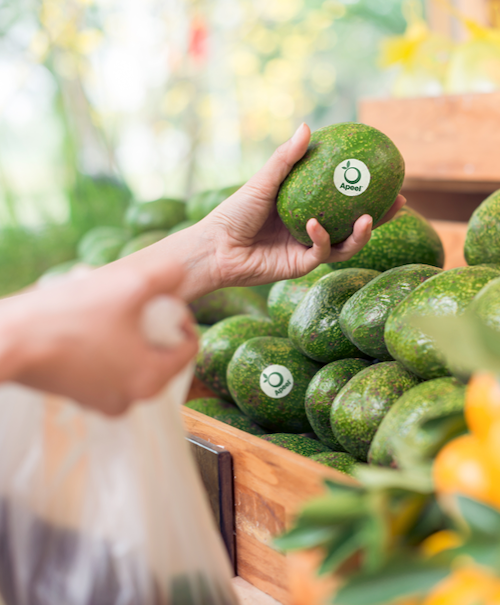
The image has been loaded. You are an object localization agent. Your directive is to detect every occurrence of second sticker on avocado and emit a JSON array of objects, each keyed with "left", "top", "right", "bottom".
[
  {"left": 260, "top": 365, "right": 294, "bottom": 398},
  {"left": 333, "top": 158, "right": 371, "bottom": 196}
]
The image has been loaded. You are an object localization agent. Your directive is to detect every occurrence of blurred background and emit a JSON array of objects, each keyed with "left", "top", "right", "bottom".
[{"left": 0, "top": 0, "right": 499, "bottom": 295}]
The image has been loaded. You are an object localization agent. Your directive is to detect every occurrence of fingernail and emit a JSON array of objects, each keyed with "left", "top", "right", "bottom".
[{"left": 291, "top": 122, "right": 305, "bottom": 143}]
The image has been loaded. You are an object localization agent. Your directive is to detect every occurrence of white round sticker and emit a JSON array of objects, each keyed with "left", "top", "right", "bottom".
[
  {"left": 333, "top": 158, "right": 371, "bottom": 196},
  {"left": 260, "top": 365, "right": 294, "bottom": 399}
]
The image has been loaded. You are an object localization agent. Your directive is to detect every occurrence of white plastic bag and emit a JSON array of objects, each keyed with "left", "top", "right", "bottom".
[{"left": 0, "top": 297, "right": 238, "bottom": 605}]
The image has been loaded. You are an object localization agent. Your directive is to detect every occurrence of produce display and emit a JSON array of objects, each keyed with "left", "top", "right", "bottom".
[{"left": 187, "top": 124, "right": 500, "bottom": 497}]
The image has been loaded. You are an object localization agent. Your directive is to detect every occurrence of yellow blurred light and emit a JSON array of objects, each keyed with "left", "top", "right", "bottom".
[
  {"left": 246, "top": 25, "right": 279, "bottom": 55},
  {"left": 231, "top": 49, "right": 260, "bottom": 76},
  {"left": 322, "top": 0, "right": 346, "bottom": 19},
  {"left": 76, "top": 29, "right": 103, "bottom": 55},
  {"left": 196, "top": 95, "right": 214, "bottom": 119},
  {"left": 268, "top": 91, "right": 295, "bottom": 118},
  {"left": 53, "top": 52, "right": 79, "bottom": 79},
  {"left": 270, "top": 118, "right": 293, "bottom": 144},
  {"left": 305, "top": 10, "right": 333, "bottom": 32},
  {"left": 30, "top": 31, "right": 50, "bottom": 61},
  {"left": 310, "top": 63, "right": 336, "bottom": 93},
  {"left": 163, "top": 82, "right": 195, "bottom": 116},
  {"left": 281, "top": 34, "right": 311, "bottom": 60},
  {"left": 260, "top": 0, "right": 304, "bottom": 23},
  {"left": 264, "top": 58, "right": 296, "bottom": 84},
  {"left": 242, "top": 112, "right": 269, "bottom": 142},
  {"left": 218, "top": 119, "right": 241, "bottom": 144}
]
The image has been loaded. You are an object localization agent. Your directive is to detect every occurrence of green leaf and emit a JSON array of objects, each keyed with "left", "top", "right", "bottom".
[
  {"left": 355, "top": 464, "right": 433, "bottom": 494},
  {"left": 324, "top": 479, "right": 362, "bottom": 496},
  {"left": 457, "top": 496, "right": 500, "bottom": 538},
  {"left": 412, "top": 411, "right": 467, "bottom": 460},
  {"left": 334, "top": 558, "right": 449, "bottom": 605},
  {"left": 450, "top": 537, "right": 500, "bottom": 570},
  {"left": 318, "top": 526, "right": 362, "bottom": 575},
  {"left": 300, "top": 493, "right": 367, "bottom": 526},
  {"left": 273, "top": 525, "right": 338, "bottom": 551}
]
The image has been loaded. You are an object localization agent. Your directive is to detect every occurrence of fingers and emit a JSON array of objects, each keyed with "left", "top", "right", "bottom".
[
  {"left": 243, "top": 123, "right": 311, "bottom": 200},
  {"left": 327, "top": 214, "right": 373, "bottom": 263},
  {"left": 375, "top": 194, "right": 406, "bottom": 228}
]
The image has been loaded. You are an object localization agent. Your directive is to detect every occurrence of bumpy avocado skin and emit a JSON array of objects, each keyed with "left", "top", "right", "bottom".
[
  {"left": 190, "top": 287, "right": 267, "bottom": 325},
  {"left": 309, "top": 452, "right": 358, "bottom": 475},
  {"left": 465, "top": 189, "right": 500, "bottom": 265},
  {"left": 330, "top": 207, "right": 444, "bottom": 272},
  {"left": 305, "top": 358, "right": 371, "bottom": 450},
  {"left": 261, "top": 433, "right": 332, "bottom": 457},
  {"left": 227, "top": 337, "right": 322, "bottom": 433},
  {"left": 385, "top": 265, "right": 500, "bottom": 380},
  {"left": 331, "top": 361, "right": 420, "bottom": 461},
  {"left": 339, "top": 264, "right": 443, "bottom": 361},
  {"left": 268, "top": 265, "right": 332, "bottom": 336},
  {"left": 288, "top": 268, "right": 380, "bottom": 363},
  {"left": 369, "top": 377, "right": 463, "bottom": 467},
  {"left": 185, "top": 398, "right": 240, "bottom": 417},
  {"left": 213, "top": 413, "right": 269, "bottom": 435},
  {"left": 277, "top": 123, "right": 405, "bottom": 246},
  {"left": 195, "top": 315, "right": 279, "bottom": 401}
]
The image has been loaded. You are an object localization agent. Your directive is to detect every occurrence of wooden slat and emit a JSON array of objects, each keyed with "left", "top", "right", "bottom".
[
  {"left": 431, "top": 219, "right": 468, "bottom": 269},
  {"left": 182, "top": 407, "right": 356, "bottom": 605},
  {"left": 359, "top": 93, "right": 500, "bottom": 188}
]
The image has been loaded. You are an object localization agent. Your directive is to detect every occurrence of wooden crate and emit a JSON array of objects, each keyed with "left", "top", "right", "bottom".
[
  {"left": 184, "top": 221, "right": 468, "bottom": 604},
  {"left": 183, "top": 406, "right": 350, "bottom": 605},
  {"left": 359, "top": 93, "right": 500, "bottom": 193}
]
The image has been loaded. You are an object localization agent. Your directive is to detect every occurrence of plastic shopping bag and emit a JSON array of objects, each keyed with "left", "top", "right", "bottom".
[{"left": 0, "top": 297, "right": 238, "bottom": 605}]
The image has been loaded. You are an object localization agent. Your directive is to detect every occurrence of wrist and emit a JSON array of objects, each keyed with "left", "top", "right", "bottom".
[
  {"left": 137, "top": 221, "right": 224, "bottom": 302},
  {"left": 0, "top": 294, "right": 45, "bottom": 383}
]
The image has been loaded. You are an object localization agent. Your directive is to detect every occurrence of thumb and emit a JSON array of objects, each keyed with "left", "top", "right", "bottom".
[{"left": 244, "top": 123, "right": 311, "bottom": 200}]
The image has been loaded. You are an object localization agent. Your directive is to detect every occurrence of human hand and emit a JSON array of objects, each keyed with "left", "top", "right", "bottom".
[
  {"left": 201, "top": 123, "right": 406, "bottom": 288},
  {"left": 0, "top": 257, "right": 198, "bottom": 416}
]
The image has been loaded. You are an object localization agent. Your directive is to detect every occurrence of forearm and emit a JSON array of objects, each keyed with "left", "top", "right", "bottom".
[{"left": 117, "top": 221, "right": 224, "bottom": 303}]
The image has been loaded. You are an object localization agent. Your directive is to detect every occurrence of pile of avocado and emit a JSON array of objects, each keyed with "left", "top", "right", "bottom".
[
  {"left": 42, "top": 184, "right": 243, "bottom": 276},
  {"left": 192, "top": 187, "right": 500, "bottom": 477}
]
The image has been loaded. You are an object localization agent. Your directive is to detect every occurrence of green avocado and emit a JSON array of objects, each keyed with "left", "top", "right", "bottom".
[
  {"left": 339, "top": 264, "right": 443, "bottom": 361},
  {"left": 125, "top": 198, "right": 186, "bottom": 234},
  {"left": 469, "top": 276, "right": 500, "bottom": 334},
  {"left": 329, "top": 207, "right": 444, "bottom": 272},
  {"left": 331, "top": 361, "right": 420, "bottom": 461},
  {"left": 369, "top": 377, "right": 463, "bottom": 467},
  {"left": 309, "top": 452, "right": 358, "bottom": 475},
  {"left": 168, "top": 219, "right": 196, "bottom": 235},
  {"left": 118, "top": 230, "right": 168, "bottom": 257},
  {"left": 184, "top": 397, "right": 240, "bottom": 417},
  {"left": 385, "top": 265, "right": 500, "bottom": 380},
  {"left": 190, "top": 287, "right": 267, "bottom": 325},
  {"left": 186, "top": 184, "right": 242, "bottom": 222},
  {"left": 213, "top": 413, "right": 270, "bottom": 435},
  {"left": 249, "top": 283, "right": 276, "bottom": 301},
  {"left": 304, "top": 358, "right": 371, "bottom": 450},
  {"left": 77, "top": 226, "right": 130, "bottom": 266},
  {"left": 261, "top": 433, "right": 332, "bottom": 457},
  {"left": 288, "top": 268, "right": 380, "bottom": 363},
  {"left": 464, "top": 189, "right": 500, "bottom": 265},
  {"left": 227, "top": 337, "right": 322, "bottom": 433},
  {"left": 195, "top": 315, "right": 279, "bottom": 401},
  {"left": 267, "top": 265, "right": 333, "bottom": 337},
  {"left": 277, "top": 122, "right": 404, "bottom": 246}
]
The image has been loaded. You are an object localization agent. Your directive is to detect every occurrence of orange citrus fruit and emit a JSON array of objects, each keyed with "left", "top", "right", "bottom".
[
  {"left": 466, "top": 373, "right": 500, "bottom": 441},
  {"left": 422, "top": 565, "right": 500, "bottom": 605},
  {"left": 433, "top": 433, "right": 499, "bottom": 507}
]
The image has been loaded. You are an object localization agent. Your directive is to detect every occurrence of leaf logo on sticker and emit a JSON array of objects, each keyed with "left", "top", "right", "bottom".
[{"left": 260, "top": 365, "right": 294, "bottom": 399}]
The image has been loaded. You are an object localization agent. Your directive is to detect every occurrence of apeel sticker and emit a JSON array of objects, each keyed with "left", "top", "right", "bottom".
[
  {"left": 260, "top": 365, "right": 294, "bottom": 399},
  {"left": 333, "top": 158, "right": 371, "bottom": 196}
]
